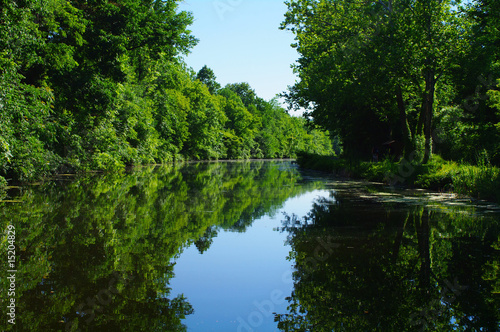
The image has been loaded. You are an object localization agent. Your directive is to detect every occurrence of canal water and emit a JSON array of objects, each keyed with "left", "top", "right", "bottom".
[{"left": 0, "top": 161, "right": 499, "bottom": 331}]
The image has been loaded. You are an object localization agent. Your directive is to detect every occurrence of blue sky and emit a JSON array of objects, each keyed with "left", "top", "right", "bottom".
[{"left": 178, "top": 0, "right": 300, "bottom": 111}]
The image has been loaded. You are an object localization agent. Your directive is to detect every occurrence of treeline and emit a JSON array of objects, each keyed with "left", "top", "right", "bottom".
[
  {"left": 281, "top": 0, "right": 500, "bottom": 165},
  {"left": 0, "top": 0, "right": 333, "bottom": 185}
]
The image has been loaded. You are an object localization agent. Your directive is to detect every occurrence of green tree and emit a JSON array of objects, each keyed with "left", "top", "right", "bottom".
[
  {"left": 219, "top": 88, "right": 258, "bottom": 159},
  {"left": 196, "top": 65, "right": 221, "bottom": 94},
  {"left": 281, "top": 0, "right": 470, "bottom": 162},
  {"left": 472, "top": 0, "right": 500, "bottom": 164},
  {"left": 181, "top": 80, "right": 227, "bottom": 159},
  {"left": 0, "top": 0, "right": 84, "bottom": 180},
  {"left": 52, "top": 0, "right": 196, "bottom": 166}
]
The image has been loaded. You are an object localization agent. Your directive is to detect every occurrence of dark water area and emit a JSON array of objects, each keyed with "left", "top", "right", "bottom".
[{"left": 0, "top": 161, "right": 499, "bottom": 331}]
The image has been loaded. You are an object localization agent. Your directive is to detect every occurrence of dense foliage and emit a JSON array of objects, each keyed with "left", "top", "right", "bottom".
[
  {"left": 281, "top": 0, "right": 500, "bottom": 165},
  {"left": 0, "top": 0, "right": 334, "bottom": 184}
]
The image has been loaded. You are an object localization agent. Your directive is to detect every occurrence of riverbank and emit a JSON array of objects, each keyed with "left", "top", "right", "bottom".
[{"left": 296, "top": 152, "right": 500, "bottom": 203}]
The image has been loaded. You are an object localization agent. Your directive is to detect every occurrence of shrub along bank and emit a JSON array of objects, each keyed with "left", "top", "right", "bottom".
[{"left": 296, "top": 152, "right": 500, "bottom": 203}]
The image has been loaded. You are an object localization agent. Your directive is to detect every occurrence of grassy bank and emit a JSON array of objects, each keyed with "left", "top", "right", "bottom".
[{"left": 296, "top": 152, "right": 500, "bottom": 203}]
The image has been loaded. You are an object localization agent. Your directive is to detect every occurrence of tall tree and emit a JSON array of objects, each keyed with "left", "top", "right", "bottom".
[
  {"left": 474, "top": 0, "right": 500, "bottom": 164},
  {"left": 196, "top": 65, "right": 221, "bottom": 94},
  {"left": 281, "top": 0, "right": 470, "bottom": 162}
]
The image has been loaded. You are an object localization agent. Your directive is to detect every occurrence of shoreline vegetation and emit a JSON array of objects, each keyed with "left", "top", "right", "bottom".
[
  {"left": 280, "top": 0, "right": 500, "bottom": 208},
  {"left": 0, "top": 1, "right": 334, "bottom": 192},
  {"left": 296, "top": 152, "right": 500, "bottom": 204}
]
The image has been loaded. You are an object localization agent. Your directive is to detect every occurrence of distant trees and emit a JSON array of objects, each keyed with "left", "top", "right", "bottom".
[
  {"left": 0, "top": 0, "right": 334, "bottom": 184},
  {"left": 281, "top": 0, "right": 500, "bottom": 165}
]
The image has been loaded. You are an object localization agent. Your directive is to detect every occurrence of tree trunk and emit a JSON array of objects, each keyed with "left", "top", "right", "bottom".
[
  {"left": 392, "top": 212, "right": 409, "bottom": 263},
  {"left": 421, "top": 0, "right": 436, "bottom": 165},
  {"left": 416, "top": 105, "right": 425, "bottom": 137},
  {"left": 396, "top": 85, "right": 413, "bottom": 158},
  {"left": 422, "top": 69, "right": 435, "bottom": 164}
]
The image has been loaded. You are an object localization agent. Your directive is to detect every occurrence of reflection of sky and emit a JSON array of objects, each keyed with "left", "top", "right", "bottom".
[{"left": 169, "top": 190, "right": 332, "bottom": 331}]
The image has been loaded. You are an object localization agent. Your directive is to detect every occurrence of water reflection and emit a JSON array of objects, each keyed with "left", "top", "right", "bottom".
[
  {"left": 1, "top": 162, "right": 499, "bottom": 331},
  {"left": 276, "top": 187, "right": 500, "bottom": 331},
  {"left": 0, "top": 161, "right": 318, "bottom": 331}
]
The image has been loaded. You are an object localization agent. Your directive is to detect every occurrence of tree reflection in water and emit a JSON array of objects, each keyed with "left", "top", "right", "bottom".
[
  {"left": 0, "top": 161, "right": 318, "bottom": 331},
  {"left": 276, "top": 191, "right": 500, "bottom": 331}
]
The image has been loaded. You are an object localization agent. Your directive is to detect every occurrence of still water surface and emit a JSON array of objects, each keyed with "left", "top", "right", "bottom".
[{"left": 0, "top": 161, "right": 499, "bottom": 331}]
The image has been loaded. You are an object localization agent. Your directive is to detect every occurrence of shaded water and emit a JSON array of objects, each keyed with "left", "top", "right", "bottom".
[{"left": 0, "top": 161, "right": 499, "bottom": 331}]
